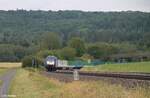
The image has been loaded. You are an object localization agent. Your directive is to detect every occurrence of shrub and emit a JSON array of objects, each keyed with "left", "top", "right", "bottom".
[
  {"left": 22, "top": 55, "right": 44, "bottom": 68},
  {"left": 22, "top": 55, "right": 34, "bottom": 67},
  {"left": 34, "top": 56, "right": 44, "bottom": 66}
]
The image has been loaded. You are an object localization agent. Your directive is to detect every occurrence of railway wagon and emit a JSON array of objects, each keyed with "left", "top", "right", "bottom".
[{"left": 44, "top": 56, "right": 82, "bottom": 71}]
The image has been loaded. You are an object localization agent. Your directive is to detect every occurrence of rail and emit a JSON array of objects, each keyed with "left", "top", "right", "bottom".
[{"left": 54, "top": 70, "right": 150, "bottom": 81}]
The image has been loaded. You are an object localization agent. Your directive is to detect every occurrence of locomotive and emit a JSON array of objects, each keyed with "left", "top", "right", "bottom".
[
  {"left": 44, "top": 56, "right": 83, "bottom": 71},
  {"left": 44, "top": 56, "right": 58, "bottom": 71}
]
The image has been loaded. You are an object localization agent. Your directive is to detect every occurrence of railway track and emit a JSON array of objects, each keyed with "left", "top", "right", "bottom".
[
  {"left": 55, "top": 70, "right": 150, "bottom": 81},
  {"left": 41, "top": 70, "right": 150, "bottom": 88}
]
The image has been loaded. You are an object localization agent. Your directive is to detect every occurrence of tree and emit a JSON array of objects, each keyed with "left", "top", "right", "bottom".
[
  {"left": 68, "top": 37, "right": 85, "bottom": 57},
  {"left": 36, "top": 50, "right": 60, "bottom": 58},
  {"left": 0, "top": 44, "right": 25, "bottom": 62},
  {"left": 60, "top": 47, "right": 76, "bottom": 60},
  {"left": 87, "top": 45, "right": 101, "bottom": 59},
  {"left": 87, "top": 43, "right": 115, "bottom": 59},
  {"left": 41, "top": 33, "right": 61, "bottom": 50}
]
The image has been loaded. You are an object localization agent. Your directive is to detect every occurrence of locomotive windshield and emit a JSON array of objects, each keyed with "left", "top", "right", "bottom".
[{"left": 45, "top": 56, "right": 57, "bottom": 65}]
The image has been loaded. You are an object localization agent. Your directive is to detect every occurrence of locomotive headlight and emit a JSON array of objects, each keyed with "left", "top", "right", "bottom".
[{"left": 47, "top": 61, "right": 55, "bottom": 65}]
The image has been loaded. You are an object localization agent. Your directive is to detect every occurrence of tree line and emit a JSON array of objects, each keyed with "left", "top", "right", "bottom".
[{"left": 22, "top": 33, "right": 150, "bottom": 67}]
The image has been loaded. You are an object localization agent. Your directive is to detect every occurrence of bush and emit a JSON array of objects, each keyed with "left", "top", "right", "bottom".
[
  {"left": 22, "top": 55, "right": 34, "bottom": 67},
  {"left": 22, "top": 55, "right": 44, "bottom": 68},
  {"left": 34, "top": 56, "right": 44, "bottom": 66}
]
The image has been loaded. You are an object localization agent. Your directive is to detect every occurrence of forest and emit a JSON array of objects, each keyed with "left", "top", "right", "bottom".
[{"left": 0, "top": 10, "right": 150, "bottom": 62}]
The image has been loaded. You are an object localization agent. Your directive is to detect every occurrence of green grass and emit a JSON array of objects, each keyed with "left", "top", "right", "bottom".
[
  {"left": 82, "top": 61, "right": 150, "bottom": 73},
  {"left": 9, "top": 68, "right": 150, "bottom": 98}
]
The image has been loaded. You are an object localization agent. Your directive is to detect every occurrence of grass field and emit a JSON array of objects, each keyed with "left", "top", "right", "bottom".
[
  {"left": 0, "top": 62, "right": 21, "bottom": 68},
  {"left": 82, "top": 61, "right": 150, "bottom": 73},
  {"left": 9, "top": 69, "right": 150, "bottom": 98}
]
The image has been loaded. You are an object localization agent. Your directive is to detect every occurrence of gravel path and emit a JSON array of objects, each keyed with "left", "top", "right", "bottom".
[{"left": 0, "top": 69, "right": 16, "bottom": 98}]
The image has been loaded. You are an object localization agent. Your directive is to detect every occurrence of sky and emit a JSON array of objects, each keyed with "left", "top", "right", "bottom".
[{"left": 0, "top": 0, "right": 150, "bottom": 12}]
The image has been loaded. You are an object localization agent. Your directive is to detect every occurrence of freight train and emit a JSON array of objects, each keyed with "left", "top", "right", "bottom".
[{"left": 44, "top": 56, "right": 83, "bottom": 71}]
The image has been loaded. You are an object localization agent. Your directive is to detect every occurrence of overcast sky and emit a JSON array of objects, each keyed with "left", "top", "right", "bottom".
[{"left": 0, "top": 0, "right": 150, "bottom": 12}]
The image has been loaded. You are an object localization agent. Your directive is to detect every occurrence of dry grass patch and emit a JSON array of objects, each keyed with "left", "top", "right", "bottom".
[
  {"left": 0, "top": 62, "right": 21, "bottom": 76},
  {"left": 54, "top": 81, "right": 150, "bottom": 98},
  {"left": 0, "top": 62, "right": 21, "bottom": 68}
]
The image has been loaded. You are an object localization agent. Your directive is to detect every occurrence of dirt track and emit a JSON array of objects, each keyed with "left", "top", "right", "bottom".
[{"left": 0, "top": 69, "right": 16, "bottom": 98}]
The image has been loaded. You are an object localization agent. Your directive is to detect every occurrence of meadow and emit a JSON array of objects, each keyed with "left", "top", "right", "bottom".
[
  {"left": 0, "top": 63, "right": 21, "bottom": 68},
  {"left": 0, "top": 63, "right": 21, "bottom": 76},
  {"left": 9, "top": 68, "right": 150, "bottom": 98},
  {"left": 82, "top": 61, "right": 150, "bottom": 73}
]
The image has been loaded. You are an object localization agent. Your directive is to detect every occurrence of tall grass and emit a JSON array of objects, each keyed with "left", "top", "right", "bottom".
[{"left": 9, "top": 69, "right": 150, "bottom": 98}]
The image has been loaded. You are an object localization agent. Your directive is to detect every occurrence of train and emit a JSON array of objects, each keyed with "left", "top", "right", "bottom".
[{"left": 44, "top": 56, "right": 83, "bottom": 71}]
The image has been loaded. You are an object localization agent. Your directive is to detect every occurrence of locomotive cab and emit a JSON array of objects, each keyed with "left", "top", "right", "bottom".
[{"left": 44, "top": 56, "right": 58, "bottom": 71}]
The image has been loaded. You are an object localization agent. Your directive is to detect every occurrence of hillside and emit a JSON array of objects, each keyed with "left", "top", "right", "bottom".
[
  {"left": 0, "top": 10, "right": 150, "bottom": 46},
  {"left": 0, "top": 10, "right": 150, "bottom": 61}
]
